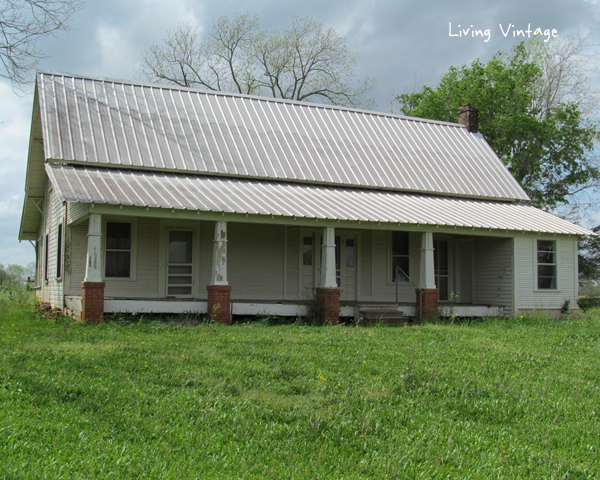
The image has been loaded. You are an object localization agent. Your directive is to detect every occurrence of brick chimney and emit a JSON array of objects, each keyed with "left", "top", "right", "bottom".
[{"left": 458, "top": 103, "right": 478, "bottom": 133}]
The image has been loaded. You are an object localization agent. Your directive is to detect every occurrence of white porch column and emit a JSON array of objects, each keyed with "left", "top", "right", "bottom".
[
  {"left": 419, "top": 231, "right": 436, "bottom": 289},
  {"left": 84, "top": 213, "right": 103, "bottom": 282},
  {"left": 320, "top": 227, "right": 337, "bottom": 288},
  {"left": 210, "top": 221, "right": 228, "bottom": 285}
]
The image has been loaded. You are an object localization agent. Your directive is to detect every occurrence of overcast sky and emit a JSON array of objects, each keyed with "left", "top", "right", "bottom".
[{"left": 1, "top": 0, "right": 600, "bottom": 267}]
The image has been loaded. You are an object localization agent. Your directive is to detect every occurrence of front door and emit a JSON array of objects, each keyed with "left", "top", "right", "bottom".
[
  {"left": 300, "top": 231, "right": 357, "bottom": 301},
  {"left": 336, "top": 234, "right": 357, "bottom": 302},
  {"left": 166, "top": 230, "right": 194, "bottom": 297}
]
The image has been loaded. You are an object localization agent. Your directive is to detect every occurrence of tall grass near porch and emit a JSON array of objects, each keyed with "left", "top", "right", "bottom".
[{"left": 1, "top": 296, "right": 599, "bottom": 478}]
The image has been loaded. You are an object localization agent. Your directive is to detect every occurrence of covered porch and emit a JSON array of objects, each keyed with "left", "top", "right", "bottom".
[
  {"left": 45, "top": 163, "right": 581, "bottom": 323},
  {"left": 64, "top": 207, "right": 512, "bottom": 323}
]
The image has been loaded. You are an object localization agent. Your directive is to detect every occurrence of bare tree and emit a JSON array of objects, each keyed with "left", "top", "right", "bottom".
[
  {"left": 525, "top": 31, "right": 600, "bottom": 119},
  {"left": 140, "top": 13, "right": 377, "bottom": 109},
  {"left": 0, "top": 0, "right": 82, "bottom": 89}
]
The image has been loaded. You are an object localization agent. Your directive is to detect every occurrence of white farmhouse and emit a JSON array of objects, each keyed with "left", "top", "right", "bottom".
[{"left": 19, "top": 71, "right": 593, "bottom": 323}]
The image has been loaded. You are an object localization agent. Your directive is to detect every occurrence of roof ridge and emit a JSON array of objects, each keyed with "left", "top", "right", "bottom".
[{"left": 36, "top": 69, "right": 465, "bottom": 129}]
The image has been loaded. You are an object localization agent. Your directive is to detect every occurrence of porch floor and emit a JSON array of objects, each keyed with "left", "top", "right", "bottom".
[{"left": 65, "top": 296, "right": 504, "bottom": 318}]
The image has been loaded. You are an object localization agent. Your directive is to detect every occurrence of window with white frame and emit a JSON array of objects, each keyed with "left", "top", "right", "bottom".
[
  {"left": 105, "top": 222, "right": 132, "bottom": 278},
  {"left": 391, "top": 231, "right": 409, "bottom": 282},
  {"left": 537, "top": 240, "right": 557, "bottom": 290}
]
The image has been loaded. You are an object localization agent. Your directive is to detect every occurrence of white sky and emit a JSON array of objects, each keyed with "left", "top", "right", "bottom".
[{"left": 1, "top": 0, "right": 600, "bottom": 266}]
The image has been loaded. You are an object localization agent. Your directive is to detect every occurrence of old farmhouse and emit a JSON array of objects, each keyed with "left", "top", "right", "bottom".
[{"left": 19, "top": 71, "right": 593, "bottom": 323}]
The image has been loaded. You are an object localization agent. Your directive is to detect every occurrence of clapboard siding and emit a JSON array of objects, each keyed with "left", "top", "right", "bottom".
[
  {"left": 515, "top": 235, "right": 577, "bottom": 311},
  {"left": 360, "top": 231, "right": 372, "bottom": 298},
  {"left": 197, "top": 222, "right": 213, "bottom": 294},
  {"left": 41, "top": 181, "right": 66, "bottom": 308},
  {"left": 228, "top": 223, "right": 285, "bottom": 300},
  {"left": 66, "top": 202, "right": 88, "bottom": 224},
  {"left": 473, "top": 238, "right": 513, "bottom": 315},
  {"left": 286, "top": 227, "right": 299, "bottom": 299},
  {"left": 67, "top": 221, "right": 88, "bottom": 295}
]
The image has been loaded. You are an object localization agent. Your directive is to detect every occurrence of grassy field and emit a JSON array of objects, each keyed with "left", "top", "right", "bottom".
[{"left": 1, "top": 290, "right": 599, "bottom": 478}]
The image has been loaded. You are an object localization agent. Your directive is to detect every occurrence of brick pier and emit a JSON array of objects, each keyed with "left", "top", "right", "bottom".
[
  {"left": 81, "top": 281, "right": 105, "bottom": 323},
  {"left": 416, "top": 288, "right": 439, "bottom": 318},
  {"left": 316, "top": 287, "right": 340, "bottom": 324},
  {"left": 207, "top": 285, "right": 232, "bottom": 324}
]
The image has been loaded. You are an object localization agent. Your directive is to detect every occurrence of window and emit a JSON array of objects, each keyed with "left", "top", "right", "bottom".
[
  {"left": 56, "top": 224, "right": 63, "bottom": 278},
  {"left": 434, "top": 240, "right": 449, "bottom": 301},
  {"left": 345, "top": 239, "right": 355, "bottom": 268},
  {"left": 537, "top": 240, "right": 557, "bottom": 290},
  {"left": 105, "top": 222, "right": 131, "bottom": 278},
  {"left": 302, "top": 236, "right": 313, "bottom": 266},
  {"left": 391, "top": 231, "right": 409, "bottom": 282},
  {"left": 44, "top": 234, "right": 49, "bottom": 281}
]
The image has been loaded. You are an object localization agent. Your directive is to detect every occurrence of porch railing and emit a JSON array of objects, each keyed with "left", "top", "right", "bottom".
[{"left": 395, "top": 265, "right": 423, "bottom": 322}]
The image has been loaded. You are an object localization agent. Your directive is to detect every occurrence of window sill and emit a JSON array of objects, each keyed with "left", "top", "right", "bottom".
[{"left": 534, "top": 289, "right": 561, "bottom": 293}]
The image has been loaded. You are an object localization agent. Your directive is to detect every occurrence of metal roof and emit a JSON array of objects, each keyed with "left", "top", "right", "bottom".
[
  {"left": 46, "top": 165, "right": 592, "bottom": 236},
  {"left": 37, "top": 71, "right": 529, "bottom": 201}
]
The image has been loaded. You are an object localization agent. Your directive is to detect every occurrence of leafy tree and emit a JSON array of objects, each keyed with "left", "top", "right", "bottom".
[
  {"left": 0, "top": 262, "right": 34, "bottom": 284},
  {"left": 0, "top": 0, "right": 82, "bottom": 89},
  {"left": 396, "top": 39, "right": 599, "bottom": 212},
  {"left": 141, "top": 13, "right": 377, "bottom": 108},
  {"left": 579, "top": 226, "right": 600, "bottom": 285}
]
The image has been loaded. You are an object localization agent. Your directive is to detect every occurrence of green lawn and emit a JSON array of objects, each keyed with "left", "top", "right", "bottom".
[{"left": 1, "top": 292, "right": 599, "bottom": 478}]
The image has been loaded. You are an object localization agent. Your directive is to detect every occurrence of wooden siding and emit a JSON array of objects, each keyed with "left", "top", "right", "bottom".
[
  {"left": 515, "top": 235, "right": 577, "bottom": 311},
  {"left": 285, "top": 227, "right": 299, "bottom": 299},
  {"left": 360, "top": 231, "right": 372, "bottom": 297},
  {"left": 228, "top": 223, "right": 285, "bottom": 300},
  {"left": 40, "top": 181, "right": 66, "bottom": 308},
  {"left": 473, "top": 237, "right": 513, "bottom": 315},
  {"left": 66, "top": 202, "right": 88, "bottom": 224},
  {"left": 67, "top": 220, "right": 88, "bottom": 295}
]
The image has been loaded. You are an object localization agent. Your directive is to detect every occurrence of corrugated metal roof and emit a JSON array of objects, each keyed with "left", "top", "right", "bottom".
[
  {"left": 37, "top": 71, "right": 529, "bottom": 201},
  {"left": 46, "top": 165, "right": 592, "bottom": 236}
]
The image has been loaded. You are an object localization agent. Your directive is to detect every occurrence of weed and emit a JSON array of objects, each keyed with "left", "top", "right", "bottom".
[{"left": 438, "top": 291, "right": 460, "bottom": 322}]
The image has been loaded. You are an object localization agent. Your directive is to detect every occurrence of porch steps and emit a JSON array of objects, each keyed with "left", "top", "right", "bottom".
[{"left": 355, "top": 305, "right": 411, "bottom": 326}]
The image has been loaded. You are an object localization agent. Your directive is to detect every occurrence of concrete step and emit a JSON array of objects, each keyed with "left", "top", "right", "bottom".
[
  {"left": 356, "top": 305, "right": 411, "bottom": 326},
  {"left": 357, "top": 315, "right": 410, "bottom": 326}
]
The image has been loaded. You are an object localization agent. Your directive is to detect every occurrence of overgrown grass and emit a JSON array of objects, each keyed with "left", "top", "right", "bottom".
[{"left": 1, "top": 295, "right": 599, "bottom": 478}]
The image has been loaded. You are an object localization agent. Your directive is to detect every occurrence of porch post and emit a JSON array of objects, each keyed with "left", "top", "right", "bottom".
[
  {"left": 207, "top": 221, "right": 231, "bottom": 324},
  {"left": 81, "top": 213, "right": 105, "bottom": 323},
  {"left": 317, "top": 227, "right": 340, "bottom": 324},
  {"left": 416, "top": 231, "right": 438, "bottom": 317}
]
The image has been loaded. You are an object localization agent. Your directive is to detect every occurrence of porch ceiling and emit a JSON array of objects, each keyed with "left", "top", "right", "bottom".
[{"left": 46, "top": 164, "right": 593, "bottom": 236}]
